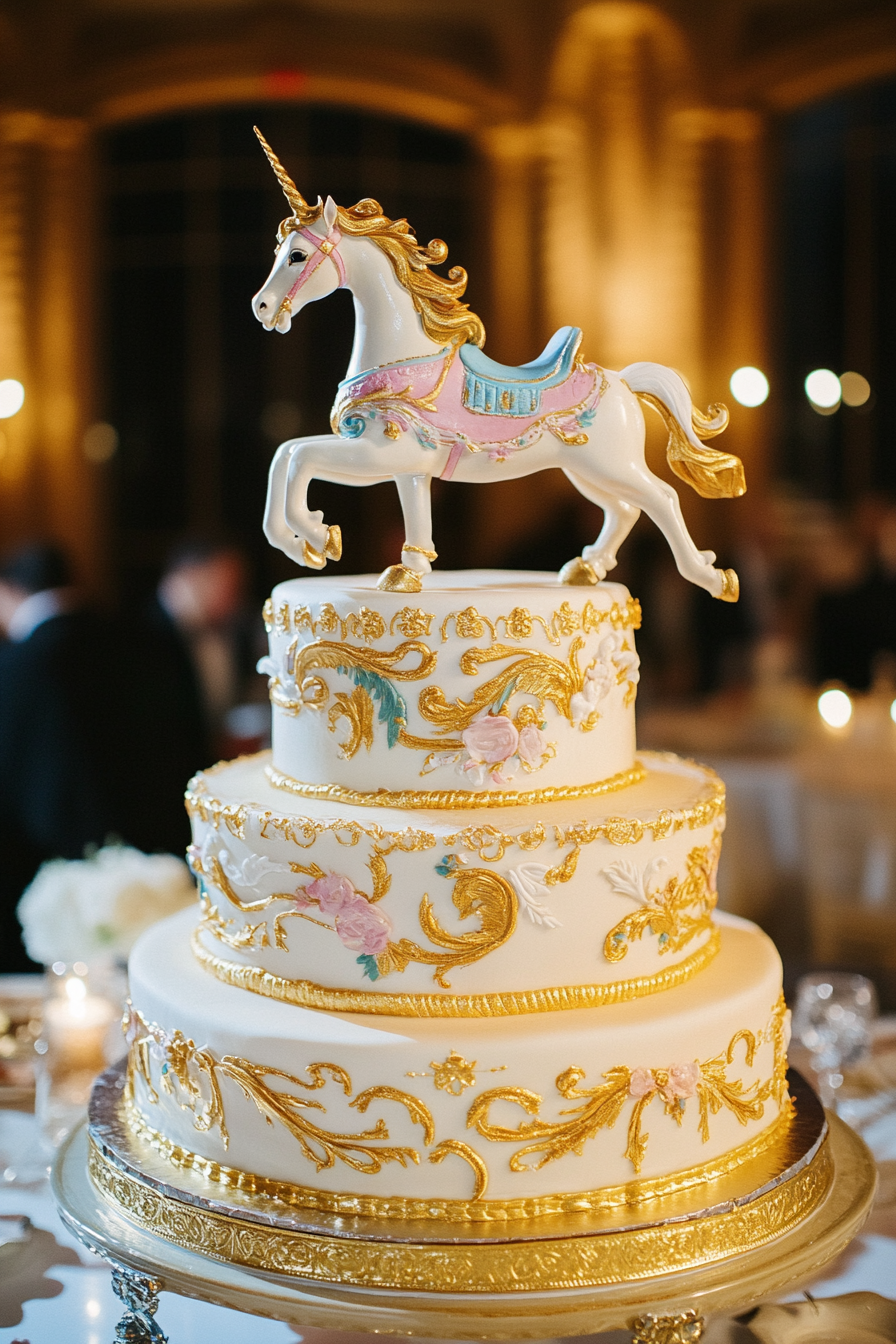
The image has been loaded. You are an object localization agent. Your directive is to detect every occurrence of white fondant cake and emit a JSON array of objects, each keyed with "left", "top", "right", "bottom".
[{"left": 122, "top": 573, "right": 792, "bottom": 1223}]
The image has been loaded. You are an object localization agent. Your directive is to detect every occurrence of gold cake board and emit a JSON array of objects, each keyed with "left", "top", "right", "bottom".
[{"left": 51, "top": 1079, "right": 877, "bottom": 1340}]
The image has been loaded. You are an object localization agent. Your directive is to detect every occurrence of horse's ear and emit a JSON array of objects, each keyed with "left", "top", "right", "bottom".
[{"left": 323, "top": 195, "right": 338, "bottom": 230}]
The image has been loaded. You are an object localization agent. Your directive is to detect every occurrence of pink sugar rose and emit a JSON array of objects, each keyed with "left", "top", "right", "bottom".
[
  {"left": 517, "top": 724, "right": 548, "bottom": 766},
  {"left": 628, "top": 1067, "right": 656, "bottom": 1099},
  {"left": 335, "top": 895, "right": 393, "bottom": 954},
  {"left": 462, "top": 714, "right": 519, "bottom": 765},
  {"left": 664, "top": 1062, "right": 701, "bottom": 1100},
  {"left": 303, "top": 872, "right": 356, "bottom": 914}
]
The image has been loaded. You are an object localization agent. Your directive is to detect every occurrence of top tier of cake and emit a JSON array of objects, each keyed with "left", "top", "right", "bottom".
[{"left": 262, "top": 571, "right": 640, "bottom": 808}]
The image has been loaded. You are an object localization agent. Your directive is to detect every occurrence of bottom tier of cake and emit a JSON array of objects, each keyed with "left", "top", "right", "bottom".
[{"left": 124, "top": 908, "right": 791, "bottom": 1221}]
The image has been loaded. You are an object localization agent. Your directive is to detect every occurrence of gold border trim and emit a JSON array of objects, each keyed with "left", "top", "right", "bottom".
[
  {"left": 264, "top": 761, "right": 647, "bottom": 810},
  {"left": 123, "top": 1097, "right": 792, "bottom": 1223},
  {"left": 186, "top": 752, "right": 726, "bottom": 856},
  {"left": 190, "top": 923, "right": 721, "bottom": 1018},
  {"left": 88, "top": 1131, "right": 832, "bottom": 1292}
]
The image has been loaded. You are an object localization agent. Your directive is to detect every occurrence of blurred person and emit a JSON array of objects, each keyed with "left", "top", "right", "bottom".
[
  {"left": 813, "top": 495, "right": 896, "bottom": 690},
  {"left": 0, "top": 542, "right": 119, "bottom": 971}
]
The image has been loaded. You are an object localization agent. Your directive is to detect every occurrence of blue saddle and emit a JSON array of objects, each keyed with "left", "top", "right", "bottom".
[{"left": 459, "top": 326, "right": 582, "bottom": 417}]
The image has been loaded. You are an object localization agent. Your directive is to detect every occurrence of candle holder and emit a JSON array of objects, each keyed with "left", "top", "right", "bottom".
[{"left": 36, "top": 960, "right": 124, "bottom": 1152}]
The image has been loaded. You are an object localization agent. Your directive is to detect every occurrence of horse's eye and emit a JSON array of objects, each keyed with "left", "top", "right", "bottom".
[{"left": 289, "top": 250, "right": 307, "bottom": 265}]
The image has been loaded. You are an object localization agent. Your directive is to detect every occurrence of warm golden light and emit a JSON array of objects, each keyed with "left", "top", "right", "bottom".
[
  {"left": 818, "top": 687, "right": 852, "bottom": 729},
  {"left": 83, "top": 422, "right": 119, "bottom": 463},
  {"left": 729, "top": 367, "right": 769, "bottom": 407},
  {"left": 0, "top": 379, "right": 24, "bottom": 418},
  {"left": 805, "top": 369, "right": 841, "bottom": 410},
  {"left": 840, "top": 371, "right": 871, "bottom": 408}
]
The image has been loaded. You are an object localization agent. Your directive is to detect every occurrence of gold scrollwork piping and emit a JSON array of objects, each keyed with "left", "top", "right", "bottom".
[
  {"left": 119, "top": 1097, "right": 793, "bottom": 1223},
  {"left": 468, "top": 998, "right": 791, "bottom": 1176},
  {"left": 190, "top": 923, "right": 721, "bottom": 1018},
  {"left": 186, "top": 753, "right": 725, "bottom": 853},
  {"left": 603, "top": 831, "right": 722, "bottom": 964},
  {"left": 263, "top": 760, "right": 647, "bottom": 810},
  {"left": 87, "top": 1135, "right": 831, "bottom": 1290}
]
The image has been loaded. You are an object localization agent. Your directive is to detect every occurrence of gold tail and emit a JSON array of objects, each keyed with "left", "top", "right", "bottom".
[{"left": 636, "top": 392, "right": 746, "bottom": 500}]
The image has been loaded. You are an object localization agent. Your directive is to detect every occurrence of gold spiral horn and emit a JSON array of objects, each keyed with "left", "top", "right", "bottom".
[{"left": 253, "top": 126, "right": 312, "bottom": 220}]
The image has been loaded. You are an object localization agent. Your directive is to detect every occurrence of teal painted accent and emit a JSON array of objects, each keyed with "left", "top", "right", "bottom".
[
  {"left": 337, "top": 665, "right": 408, "bottom": 748},
  {"left": 494, "top": 679, "right": 516, "bottom": 712},
  {"left": 436, "top": 855, "right": 457, "bottom": 878},
  {"left": 459, "top": 327, "right": 581, "bottom": 417},
  {"left": 357, "top": 954, "right": 380, "bottom": 981}
]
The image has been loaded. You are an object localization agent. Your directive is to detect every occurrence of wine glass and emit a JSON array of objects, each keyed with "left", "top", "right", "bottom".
[{"left": 792, "top": 972, "right": 878, "bottom": 1109}]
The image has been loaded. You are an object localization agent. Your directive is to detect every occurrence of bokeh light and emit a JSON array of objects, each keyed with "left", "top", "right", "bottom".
[
  {"left": 818, "top": 687, "right": 853, "bottom": 729},
  {"left": 83, "top": 422, "right": 119, "bottom": 463},
  {"left": 729, "top": 366, "right": 769, "bottom": 407},
  {"left": 890, "top": 699, "right": 896, "bottom": 726},
  {"left": 805, "top": 369, "right": 841, "bottom": 409},
  {"left": 0, "top": 379, "right": 25, "bottom": 418},
  {"left": 840, "top": 371, "right": 871, "bottom": 408}
]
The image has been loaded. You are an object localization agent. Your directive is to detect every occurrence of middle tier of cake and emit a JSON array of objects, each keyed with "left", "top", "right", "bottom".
[{"left": 187, "top": 750, "right": 725, "bottom": 1016}]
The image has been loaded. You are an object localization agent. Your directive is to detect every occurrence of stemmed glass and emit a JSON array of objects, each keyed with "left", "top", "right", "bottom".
[{"left": 792, "top": 972, "right": 878, "bottom": 1109}]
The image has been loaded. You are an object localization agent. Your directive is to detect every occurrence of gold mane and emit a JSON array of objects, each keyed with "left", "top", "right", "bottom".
[{"left": 255, "top": 128, "right": 485, "bottom": 349}]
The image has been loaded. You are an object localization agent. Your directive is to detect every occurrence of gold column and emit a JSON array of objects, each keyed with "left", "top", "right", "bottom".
[{"left": 0, "top": 112, "right": 103, "bottom": 588}]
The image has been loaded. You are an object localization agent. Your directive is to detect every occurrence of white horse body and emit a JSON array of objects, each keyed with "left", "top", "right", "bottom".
[{"left": 252, "top": 137, "right": 742, "bottom": 599}]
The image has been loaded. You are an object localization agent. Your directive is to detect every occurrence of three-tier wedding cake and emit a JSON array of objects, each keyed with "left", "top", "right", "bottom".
[{"left": 119, "top": 570, "right": 794, "bottom": 1229}]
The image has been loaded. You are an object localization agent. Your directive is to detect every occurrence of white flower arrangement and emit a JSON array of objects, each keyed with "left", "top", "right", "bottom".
[{"left": 17, "top": 845, "right": 195, "bottom": 965}]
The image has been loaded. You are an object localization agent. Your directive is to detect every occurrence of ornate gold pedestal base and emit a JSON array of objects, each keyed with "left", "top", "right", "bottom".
[{"left": 53, "top": 1108, "right": 875, "bottom": 1340}]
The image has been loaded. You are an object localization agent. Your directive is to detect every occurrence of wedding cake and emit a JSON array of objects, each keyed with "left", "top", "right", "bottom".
[{"left": 119, "top": 570, "right": 795, "bottom": 1226}]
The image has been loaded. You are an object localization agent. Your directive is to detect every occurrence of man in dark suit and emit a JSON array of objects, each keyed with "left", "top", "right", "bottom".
[{"left": 0, "top": 543, "right": 121, "bottom": 971}]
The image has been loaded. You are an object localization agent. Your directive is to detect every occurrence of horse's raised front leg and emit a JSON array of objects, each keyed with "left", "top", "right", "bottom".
[
  {"left": 282, "top": 435, "right": 375, "bottom": 569},
  {"left": 378, "top": 473, "right": 436, "bottom": 593},
  {"left": 560, "top": 468, "right": 641, "bottom": 586},
  {"left": 264, "top": 439, "right": 311, "bottom": 566}
]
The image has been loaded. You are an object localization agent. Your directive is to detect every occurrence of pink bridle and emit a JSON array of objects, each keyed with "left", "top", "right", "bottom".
[{"left": 276, "top": 225, "right": 346, "bottom": 321}]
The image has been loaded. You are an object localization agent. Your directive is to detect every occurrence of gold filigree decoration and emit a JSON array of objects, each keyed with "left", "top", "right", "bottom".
[
  {"left": 427, "top": 1139, "right": 489, "bottom": 1199},
  {"left": 468, "top": 999, "right": 791, "bottom": 1175},
  {"left": 405, "top": 1051, "right": 507, "bottom": 1096},
  {"left": 265, "top": 759, "right": 647, "bottom": 810},
  {"left": 263, "top": 599, "right": 391, "bottom": 643},
  {"left": 267, "top": 637, "right": 437, "bottom": 720},
  {"left": 374, "top": 868, "right": 518, "bottom": 987},
  {"left": 417, "top": 637, "right": 634, "bottom": 738},
  {"left": 328, "top": 685, "right": 375, "bottom": 759},
  {"left": 439, "top": 597, "right": 641, "bottom": 647},
  {"left": 187, "top": 751, "right": 723, "bottom": 848},
  {"left": 390, "top": 607, "right": 434, "bottom": 637},
  {"left": 123, "top": 1004, "right": 433, "bottom": 1177},
  {"left": 602, "top": 831, "right": 721, "bottom": 963},
  {"left": 88, "top": 1129, "right": 831, "bottom": 1289},
  {"left": 191, "top": 923, "right": 721, "bottom": 1018},
  {"left": 121, "top": 1094, "right": 793, "bottom": 1222}
]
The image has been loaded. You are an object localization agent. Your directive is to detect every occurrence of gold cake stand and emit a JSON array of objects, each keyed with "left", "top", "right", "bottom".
[{"left": 52, "top": 1068, "right": 876, "bottom": 1344}]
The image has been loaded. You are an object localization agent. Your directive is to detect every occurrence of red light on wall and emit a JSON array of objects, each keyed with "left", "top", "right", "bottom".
[{"left": 263, "top": 69, "right": 306, "bottom": 97}]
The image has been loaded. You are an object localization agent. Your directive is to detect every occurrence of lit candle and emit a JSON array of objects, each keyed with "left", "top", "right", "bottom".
[{"left": 42, "top": 975, "right": 116, "bottom": 1074}]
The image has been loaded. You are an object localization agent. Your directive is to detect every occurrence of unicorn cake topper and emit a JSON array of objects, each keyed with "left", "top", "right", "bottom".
[{"left": 252, "top": 127, "right": 745, "bottom": 599}]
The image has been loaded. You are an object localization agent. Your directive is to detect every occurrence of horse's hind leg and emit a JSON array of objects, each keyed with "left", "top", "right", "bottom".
[
  {"left": 604, "top": 465, "right": 735, "bottom": 599},
  {"left": 562, "top": 468, "right": 640, "bottom": 581}
]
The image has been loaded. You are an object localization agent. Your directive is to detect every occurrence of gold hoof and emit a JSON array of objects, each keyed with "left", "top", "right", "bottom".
[
  {"left": 302, "top": 539, "right": 327, "bottom": 570},
  {"left": 718, "top": 568, "right": 740, "bottom": 602},
  {"left": 559, "top": 556, "right": 599, "bottom": 586},
  {"left": 325, "top": 525, "right": 342, "bottom": 562},
  {"left": 377, "top": 564, "right": 423, "bottom": 593}
]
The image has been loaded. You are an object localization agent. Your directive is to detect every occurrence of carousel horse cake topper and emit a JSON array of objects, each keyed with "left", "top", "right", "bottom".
[{"left": 252, "top": 127, "right": 745, "bottom": 599}]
